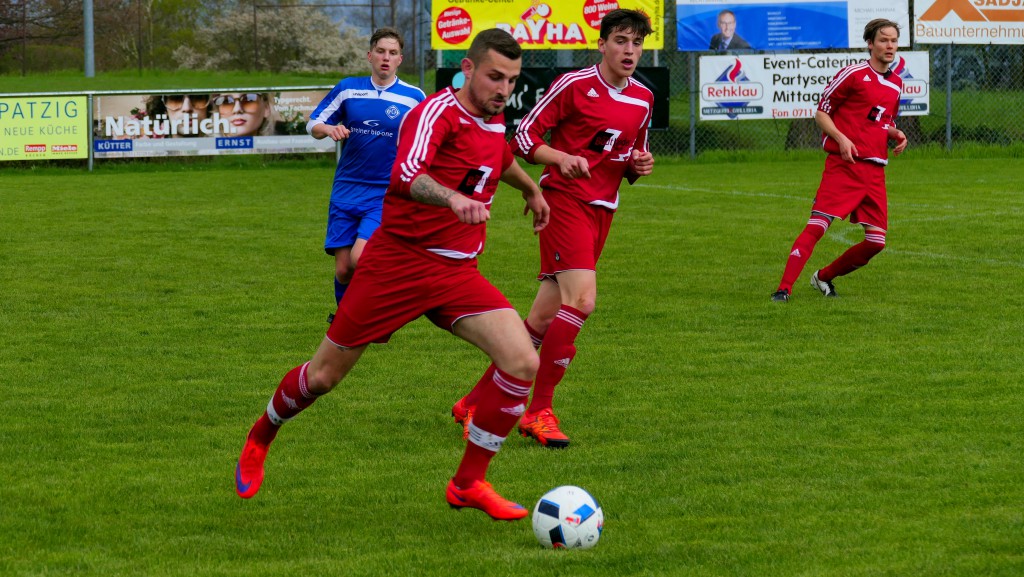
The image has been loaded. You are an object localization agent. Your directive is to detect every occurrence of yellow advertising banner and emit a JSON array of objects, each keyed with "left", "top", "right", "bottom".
[
  {"left": 0, "top": 96, "right": 89, "bottom": 161},
  {"left": 432, "top": 0, "right": 664, "bottom": 50}
]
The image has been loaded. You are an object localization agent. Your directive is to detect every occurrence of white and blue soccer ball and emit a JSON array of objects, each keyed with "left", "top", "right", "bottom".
[{"left": 532, "top": 485, "right": 604, "bottom": 549}]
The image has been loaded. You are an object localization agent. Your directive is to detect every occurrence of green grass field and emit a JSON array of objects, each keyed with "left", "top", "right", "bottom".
[{"left": 1, "top": 156, "right": 1022, "bottom": 576}]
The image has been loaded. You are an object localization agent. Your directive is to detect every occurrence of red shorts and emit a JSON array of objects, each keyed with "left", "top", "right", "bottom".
[
  {"left": 812, "top": 154, "right": 889, "bottom": 230},
  {"left": 326, "top": 232, "right": 514, "bottom": 348},
  {"left": 537, "top": 191, "right": 615, "bottom": 280}
]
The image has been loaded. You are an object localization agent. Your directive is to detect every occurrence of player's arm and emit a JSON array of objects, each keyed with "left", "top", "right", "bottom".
[
  {"left": 531, "top": 144, "right": 591, "bottom": 180},
  {"left": 410, "top": 174, "right": 490, "bottom": 225},
  {"left": 512, "top": 74, "right": 589, "bottom": 179},
  {"left": 500, "top": 159, "right": 549, "bottom": 233},
  {"left": 888, "top": 125, "right": 908, "bottom": 156},
  {"left": 307, "top": 81, "right": 351, "bottom": 141},
  {"left": 626, "top": 106, "right": 655, "bottom": 183},
  {"left": 310, "top": 122, "right": 350, "bottom": 142},
  {"left": 815, "top": 110, "right": 857, "bottom": 163}
]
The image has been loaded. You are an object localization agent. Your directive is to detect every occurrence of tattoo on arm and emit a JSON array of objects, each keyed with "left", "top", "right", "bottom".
[{"left": 410, "top": 175, "right": 457, "bottom": 207}]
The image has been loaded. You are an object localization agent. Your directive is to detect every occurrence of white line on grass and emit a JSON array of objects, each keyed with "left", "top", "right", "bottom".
[
  {"left": 827, "top": 225, "right": 1023, "bottom": 269},
  {"left": 635, "top": 184, "right": 1023, "bottom": 269}
]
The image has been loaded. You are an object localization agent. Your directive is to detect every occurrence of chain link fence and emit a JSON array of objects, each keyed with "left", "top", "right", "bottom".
[
  {"left": 417, "top": 42, "right": 1024, "bottom": 158},
  {"left": 4, "top": 2, "right": 1021, "bottom": 158}
]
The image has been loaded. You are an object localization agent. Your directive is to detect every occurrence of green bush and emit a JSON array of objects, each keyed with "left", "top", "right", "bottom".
[{"left": 0, "top": 45, "right": 84, "bottom": 75}]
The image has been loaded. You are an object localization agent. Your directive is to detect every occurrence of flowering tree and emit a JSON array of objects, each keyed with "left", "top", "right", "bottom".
[{"left": 173, "top": 4, "right": 365, "bottom": 74}]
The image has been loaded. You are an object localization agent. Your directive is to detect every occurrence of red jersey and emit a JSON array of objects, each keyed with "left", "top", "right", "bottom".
[
  {"left": 817, "top": 59, "right": 903, "bottom": 166},
  {"left": 512, "top": 65, "right": 653, "bottom": 210},
  {"left": 383, "top": 87, "right": 514, "bottom": 260}
]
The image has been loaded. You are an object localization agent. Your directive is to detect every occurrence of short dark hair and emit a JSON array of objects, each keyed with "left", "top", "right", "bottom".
[
  {"left": 599, "top": 9, "right": 653, "bottom": 41},
  {"left": 863, "top": 19, "right": 900, "bottom": 43},
  {"left": 371, "top": 27, "right": 404, "bottom": 50},
  {"left": 466, "top": 28, "right": 522, "bottom": 65}
]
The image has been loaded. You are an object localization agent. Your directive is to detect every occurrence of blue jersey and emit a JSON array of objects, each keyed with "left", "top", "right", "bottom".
[{"left": 308, "top": 76, "right": 425, "bottom": 206}]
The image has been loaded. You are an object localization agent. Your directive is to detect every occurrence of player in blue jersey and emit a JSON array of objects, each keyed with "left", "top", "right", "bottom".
[{"left": 308, "top": 27, "right": 426, "bottom": 308}]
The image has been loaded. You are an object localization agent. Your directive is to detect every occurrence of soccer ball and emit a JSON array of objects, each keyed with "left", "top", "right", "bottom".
[{"left": 531, "top": 485, "right": 604, "bottom": 549}]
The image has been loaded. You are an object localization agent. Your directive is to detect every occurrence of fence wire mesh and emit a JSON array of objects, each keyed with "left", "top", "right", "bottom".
[
  {"left": 3, "top": 1, "right": 1021, "bottom": 158},
  {"left": 419, "top": 43, "right": 1024, "bottom": 157}
]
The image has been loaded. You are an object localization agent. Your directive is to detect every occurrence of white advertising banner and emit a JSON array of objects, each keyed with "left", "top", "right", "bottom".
[
  {"left": 92, "top": 89, "right": 333, "bottom": 159},
  {"left": 699, "top": 51, "right": 930, "bottom": 121},
  {"left": 915, "top": 0, "right": 1024, "bottom": 45}
]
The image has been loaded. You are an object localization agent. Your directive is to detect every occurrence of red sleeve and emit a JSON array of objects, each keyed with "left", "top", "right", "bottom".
[
  {"left": 626, "top": 94, "right": 654, "bottom": 184},
  {"left": 510, "top": 73, "right": 571, "bottom": 163},
  {"left": 817, "top": 67, "right": 852, "bottom": 117},
  {"left": 391, "top": 99, "right": 453, "bottom": 197}
]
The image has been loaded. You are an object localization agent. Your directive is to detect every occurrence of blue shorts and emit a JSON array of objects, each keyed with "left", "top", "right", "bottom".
[{"left": 324, "top": 202, "right": 383, "bottom": 255}]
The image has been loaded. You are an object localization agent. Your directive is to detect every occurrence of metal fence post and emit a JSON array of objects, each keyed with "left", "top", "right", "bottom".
[
  {"left": 689, "top": 52, "right": 696, "bottom": 159},
  {"left": 946, "top": 44, "right": 953, "bottom": 151}
]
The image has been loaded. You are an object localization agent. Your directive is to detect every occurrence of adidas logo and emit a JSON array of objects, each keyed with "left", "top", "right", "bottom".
[
  {"left": 554, "top": 358, "right": 571, "bottom": 368},
  {"left": 281, "top": 393, "right": 299, "bottom": 410},
  {"left": 790, "top": 249, "right": 802, "bottom": 257},
  {"left": 501, "top": 403, "right": 526, "bottom": 416},
  {"left": 863, "top": 74, "right": 872, "bottom": 82},
  {"left": 586, "top": 88, "right": 599, "bottom": 97}
]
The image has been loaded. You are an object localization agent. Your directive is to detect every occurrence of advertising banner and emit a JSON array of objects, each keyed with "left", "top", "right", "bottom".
[
  {"left": 436, "top": 67, "right": 670, "bottom": 129},
  {"left": 698, "top": 51, "right": 930, "bottom": 121},
  {"left": 676, "top": 0, "right": 910, "bottom": 51},
  {"left": 0, "top": 96, "right": 89, "bottom": 162},
  {"left": 92, "top": 89, "right": 333, "bottom": 159},
  {"left": 915, "top": 0, "right": 1024, "bottom": 45},
  {"left": 432, "top": 0, "right": 664, "bottom": 50}
]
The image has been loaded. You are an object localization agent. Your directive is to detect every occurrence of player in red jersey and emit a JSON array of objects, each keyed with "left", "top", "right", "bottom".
[
  {"left": 771, "top": 18, "right": 908, "bottom": 302},
  {"left": 234, "top": 29, "right": 550, "bottom": 521},
  {"left": 451, "top": 9, "right": 655, "bottom": 448}
]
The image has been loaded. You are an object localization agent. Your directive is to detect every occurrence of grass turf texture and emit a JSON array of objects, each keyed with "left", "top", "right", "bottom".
[{"left": 1, "top": 157, "right": 1021, "bottom": 576}]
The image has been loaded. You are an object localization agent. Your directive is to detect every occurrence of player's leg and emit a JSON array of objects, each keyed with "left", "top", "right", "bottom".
[
  {"left": 333, "top": 246, "right": 355, "bottom": 303},
  {"left": 333, "top": 207, "right": 380, "bottom": 308},
  {"left": 519, "top": 270, "right": 595, "bottom": 448},
  {"left": 520, "top": 193, "right": 608, "bottom": 447},
  {"left": 236, "top": 338, "right": 367, "bottom": 499},
  {"left": 451, "top": 279, "right": 555, "bottom": 437},
  {"left": 816, "top": 223, "right": 886, "bottom": 288},
  {"left": 813, "top": 166, "right": 888, "bottom": 296},
  {"left": 773, "top": 211, "right": 833, "bottom": 301},
  {"left": 447, "top": 309, "right": 538, "bottom": 520},
  {"left": 325, "top": 203, "right": 361, "bottom": 306}
]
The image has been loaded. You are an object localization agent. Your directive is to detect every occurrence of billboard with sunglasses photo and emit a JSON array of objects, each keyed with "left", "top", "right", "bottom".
[{"left": 92, "top": 89, "right": 334, "bottom": 158}]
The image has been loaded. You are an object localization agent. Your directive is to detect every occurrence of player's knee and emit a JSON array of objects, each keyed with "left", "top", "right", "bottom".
[
  {"left": 308, "top": 364, "right": 344, "bottom": 395},
  {"left": 500, "top": 350, "right": 540, "bottom": 382},
  {"left": 335, "top": 265, "right": 354, "bottom": 284},
  {"left": 864, "top": 230, "right": 887, "bottom": 256},
  {"left": 570, "top": 296, "right": 596, "bottom": 317}
]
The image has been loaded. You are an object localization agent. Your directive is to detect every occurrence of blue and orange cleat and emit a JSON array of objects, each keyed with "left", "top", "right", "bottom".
[
  {"left": 451, "top": 397, "right": 475, "bottom": 440},
  {"left": 518, "top": 408, "right": 570, "bottom": 448},
  {"left": 235, "top": 436, "right": 269, "bottom": 499},
  {"left": 446, "top": 479, "right": 528, "bottom": 521}
]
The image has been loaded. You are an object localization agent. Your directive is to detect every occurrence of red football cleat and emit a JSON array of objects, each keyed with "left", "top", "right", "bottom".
[
  {"left": 235, "top": 436, "right": 269, "bottom": 499},
  {"left": 518, "top": 408, "right": 570, "bottom": 448},
  {"left": 451, "top": 397, "right": 475, "bottom": 440},
  {"left": 446, "top": 479, "right": 528, "bottom": 521}
]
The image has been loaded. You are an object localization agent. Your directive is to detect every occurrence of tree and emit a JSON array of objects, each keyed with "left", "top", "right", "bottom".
[{"left": 173, "top": 3, "right": 364, "bottom": 74}]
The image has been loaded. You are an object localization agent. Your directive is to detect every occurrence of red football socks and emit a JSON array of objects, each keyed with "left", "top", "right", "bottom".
[
  {"left": 454, "top": 368, "right": 532, "bottom": 486},
  {"left": 778, "top": 216, "right": 830, "bottom": 292},
  {"left": 528, "top": 305, "right": 587, "bottom": 415},
  {"left": 819, "top": 231, "right": 886, "bottom": 281},
  {"left": 248, "top": 362, "right": 321, "bottom": 446}
]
